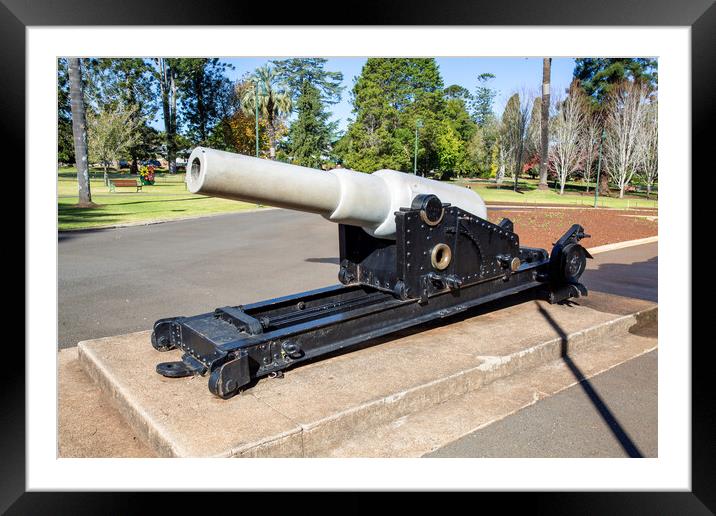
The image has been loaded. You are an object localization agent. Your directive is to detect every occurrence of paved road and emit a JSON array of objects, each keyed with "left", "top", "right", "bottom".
[
  {"left": 58, "top": 210, "right": 338, "bottom": 348},
  {"left": 581, "top": 241, "right": 657, "bottom": 302}
]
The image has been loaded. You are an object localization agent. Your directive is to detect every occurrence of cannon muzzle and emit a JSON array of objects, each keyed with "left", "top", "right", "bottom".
[{"left": 187, "top": 147, "right": 487, "bottom": 239}]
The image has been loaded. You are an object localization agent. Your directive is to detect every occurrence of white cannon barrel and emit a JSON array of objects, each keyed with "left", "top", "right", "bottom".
[{"left": 186, "top": 147, "right": 487, "bottom": 240}]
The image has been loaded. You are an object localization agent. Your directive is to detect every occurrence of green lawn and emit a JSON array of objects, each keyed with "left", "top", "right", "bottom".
[
  {"left": 452, "top": 177, "right": 658, "bottom": 210},
  {"left": 58, "top": 167, "right": 263, "bottom": 230},
  {"left": 58, "top": 167, "right": 657, "bottom": 231}
]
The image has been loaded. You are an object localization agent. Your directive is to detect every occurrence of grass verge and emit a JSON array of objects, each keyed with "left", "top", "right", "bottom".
[
  {"left": 454, "top": 178, "right": 658, "bottom": 210},
  {"left": 58, "top": 195, "right": 262, "bottom": 230},
  {"left": 58, "top": 167, "right": 657, "bottom": 230}
]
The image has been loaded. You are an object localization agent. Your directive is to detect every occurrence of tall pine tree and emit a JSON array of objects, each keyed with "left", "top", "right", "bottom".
[
  {"left": 335, "top": 58, "right": 444, "bottom": 173},
  {"left": 573, "top": 58, "right": 657, "bottom": 104},
  {"left": 174, "top": 58, "right": 234, "bottom": 146},
  {"left": 472, "top": 73, "right": 497, "bottom": 126},
  {"left": 271, "top": 58, "right": 344, "bottom": 105},
  {"left": 287, "top": 80, "right": 335, "bottom": 168}
]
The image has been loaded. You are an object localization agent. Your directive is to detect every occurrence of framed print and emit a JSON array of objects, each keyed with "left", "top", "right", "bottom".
[{"left": 10, "top": 0, "right": 711, "bottom": 511}]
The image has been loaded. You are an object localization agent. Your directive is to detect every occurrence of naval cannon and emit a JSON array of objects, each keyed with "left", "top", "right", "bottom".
[{"left": 152, "top": 147, "right": 591, "bottom": 398}]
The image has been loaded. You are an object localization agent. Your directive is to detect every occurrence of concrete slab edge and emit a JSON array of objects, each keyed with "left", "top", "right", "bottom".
[
  {"left": 77, "top": 343, "right": 181, "bottom": 457},
  {"left": 77, "top": 341, "right": 304, "bottom": 458},
  {"left": 296, "top": 305, "right": 657, "bottom": 456},
  {"left": 79, "top": 305, "right": 656, "bottom": 457},
  {"left": 587, "top": 236, "right": 658, "bottom": 255}
]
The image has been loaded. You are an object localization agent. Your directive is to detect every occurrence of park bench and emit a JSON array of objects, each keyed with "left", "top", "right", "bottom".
[{"left": 109, "top": 179, "right": 142, "bottom": 192}]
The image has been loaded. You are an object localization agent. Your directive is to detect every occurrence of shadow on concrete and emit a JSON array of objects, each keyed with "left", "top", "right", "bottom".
[
  {"left": 536, "top": 301, "right": 644, "bottom": 458},
  {"left": 305, "top": 257, "right": 340, "bottom": 265},
  {"left": 583, "top": 255, "right": 657, "bottom": 303}
]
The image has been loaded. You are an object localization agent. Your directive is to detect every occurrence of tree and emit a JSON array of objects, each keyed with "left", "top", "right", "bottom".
[
  {"left": 526, "top": 96, "right": 542, "bottom": 160},
  {"left": 88, "top": 58, "right": 159, "bottom": 174},
  {"left": 87, "top": 104, "right": 141, "bottom": 185},
  {"left": 68, "top": 58, "right": 93, "bottom": 207},
  {"left": 501, "top": 92, "right": 533, "bottom": 191},
  {"left": 574, "top": 58, "right": 658, "bottom": 104},
  {"left": 271, "top": 58, "right": 344, "bottom": 105},
  {"left": 491, "top": 132, "right": 508, "bottom": 185},
  {"left": 208, "top": 77, "right": 269, "bottom": 155},
  {"left": 466, "top": 126, "right": 488, "bottom": 177},
  {"left": 538, "top": 58, "right": 551, "bottom": 190},
  {"left": 436, "top": 120, "right": 468, "bottom": 179},
  {"left": 336, "top": 58, "right": 445, "bottom": 173},
  {"left": 581, "top": 109, "right": 601, "bottom": 193},
  {"left": 549, "top": 86, "right": 587, "bottom": 195},
  {"left": 573, "top": 59, "right": 658, "bottom": 198},
  {"left": 441, "top": 94, "right": 477, "bottom": 177},
  {"left": 603, "top": 81, "right": 651, "bottom": 198},
  {"left": 240, "top": 65, "right": 292, "bottom": 160},
  {"left": 174, "top": 58, "right": 234, "bottom": 146},
  {"left": 472, "top": 73, "right": 497, "bottom": 126},
  {"left": 57, "top": 59, "right": 75, "bottom": 164},
  {"left": 639, "top": 101, "right": 658, "bottom": 198},
  {"left": 445, "top": 84, "right": 472, "bottom": 103},
  {"left": 287, "top": 80, "right": 336, "bottom": 168},
  {"left": 153, "top": 58, "right": 179, "bottom": 173}
]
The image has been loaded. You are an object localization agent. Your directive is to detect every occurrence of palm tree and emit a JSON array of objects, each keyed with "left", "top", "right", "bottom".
[
  {"left": 240, "top": 65, "right": 292, "bottom": 159},
  {"left": 68, "top": 58, "right": 93, "bottom": 206}
]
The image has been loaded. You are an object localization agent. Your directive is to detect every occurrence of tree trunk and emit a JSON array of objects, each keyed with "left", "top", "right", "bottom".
[
  {"left": 195, "top": 72, "right": 207, "bottom": 144},
  {"left": 103, "top": 165, "right": 108, "bottom": 186},
  {"left": 619, "top": 184, "right": 625, "bottom": 198},
  {"left": 496, "top": 146, "right": 505, "bottom": 186},
  {"left": 158, "top": 58, "right": 177, "bottom": 174},
  {"left": 646, "top": 182, "right": 651, "bottom": 199},
  {"left": 170, "top": 70, "right": 178, "bottom": 173},
  {"left": 560, "top": 180, "right": 565, "bottom": 195},
  {"left": 537, "top": 58, "right": 551, "bottom": 190},
  {"left": 130, "top": 156, "right": 139, "bottom": 175},
  {"left": 513, "top": 131, "right": 524, "bottom": 192},
  {"left": 68, "top": 58, "right": 93, "bottom": 206},
  {"left": 268, "top": 119, "right": 277, "bottom": 160}
]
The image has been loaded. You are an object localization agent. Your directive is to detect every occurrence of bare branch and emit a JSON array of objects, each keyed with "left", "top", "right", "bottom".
[
  {"left": 549, "top": 85, "right": 587, "bottom": 195},
  {"left": 603, "top": 81, "right": 651, "bottom": 198}
]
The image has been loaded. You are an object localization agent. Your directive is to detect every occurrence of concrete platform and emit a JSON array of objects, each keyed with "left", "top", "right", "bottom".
[{"left": 72, "top": 291, "right": 656, "bottom": 458}]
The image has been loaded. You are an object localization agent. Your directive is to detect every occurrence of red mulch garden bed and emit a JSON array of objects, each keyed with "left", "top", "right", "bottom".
[{"left": 487, "top": 208, "right": 658, "bottom": 250}]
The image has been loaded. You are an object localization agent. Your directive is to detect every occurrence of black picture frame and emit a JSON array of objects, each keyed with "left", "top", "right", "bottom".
[{"left": 9, "top": 0, "right": 709, "bottom": 512}]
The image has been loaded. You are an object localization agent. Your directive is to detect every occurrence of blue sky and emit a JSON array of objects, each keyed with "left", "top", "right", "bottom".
[{"left": 164, "top": 57, "right": 577, "bottom": 133}]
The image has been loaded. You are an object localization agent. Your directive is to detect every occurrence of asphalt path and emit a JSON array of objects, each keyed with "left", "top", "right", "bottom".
[{"left": 58, "top": 209, "right": 657, "bottom": 348}]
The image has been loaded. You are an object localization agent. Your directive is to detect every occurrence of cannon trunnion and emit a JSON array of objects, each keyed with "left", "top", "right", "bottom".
[{"left": 151, "top": 192, "right": 590, "bottom": 399}]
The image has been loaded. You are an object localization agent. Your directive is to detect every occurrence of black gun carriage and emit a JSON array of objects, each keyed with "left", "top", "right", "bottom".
[{"left": 152, "top": 148, "right": 590, "bottom": 398}]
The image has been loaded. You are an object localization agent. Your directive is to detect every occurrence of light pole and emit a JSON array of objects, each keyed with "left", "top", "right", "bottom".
[
  {"left": 594, "top": 128, "right": 606, "bottom": 208},
  {"left": 255, "top": 79, "right": 261, "bottom": 208},
  {"left": 414, "top": 119, "right": 423, "bottom": 175}
]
